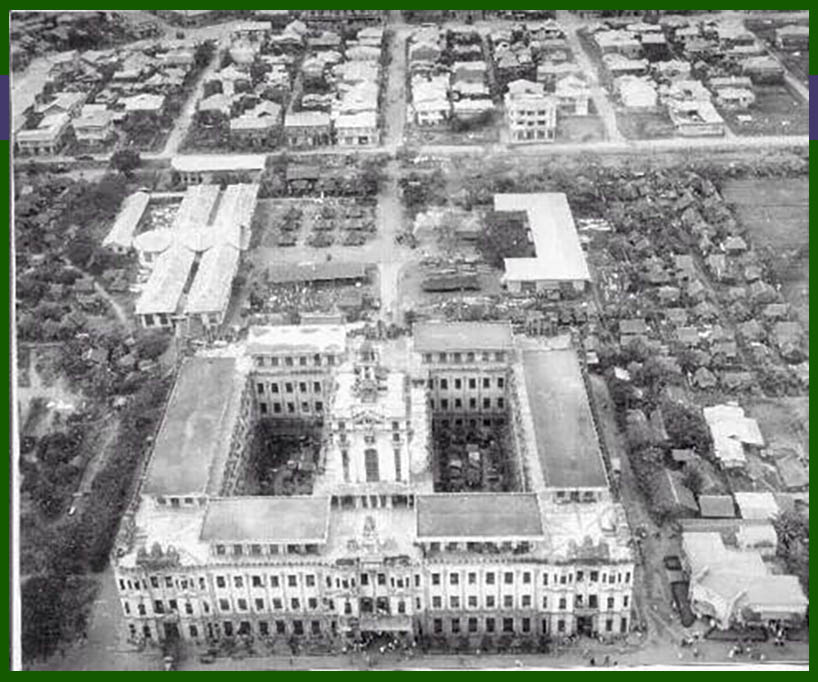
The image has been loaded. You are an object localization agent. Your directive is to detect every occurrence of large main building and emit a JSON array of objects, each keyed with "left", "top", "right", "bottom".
[{"left": 113, "top": 322, "right": 634, "bottom": 647}]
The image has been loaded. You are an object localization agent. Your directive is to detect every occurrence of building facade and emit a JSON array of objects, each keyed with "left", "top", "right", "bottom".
[{"left": 112, "top": 323, "right": 634, "bottom": 649}]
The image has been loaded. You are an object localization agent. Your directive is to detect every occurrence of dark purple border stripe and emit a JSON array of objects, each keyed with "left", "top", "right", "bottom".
[
  {"left": 811, "top": 75, "right": 817, "bottom": 141},
  {"left": 0, "top": 75, "right": 8, "bottom": 141}
]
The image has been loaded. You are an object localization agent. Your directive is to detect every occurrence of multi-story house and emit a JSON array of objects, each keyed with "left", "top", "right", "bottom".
[{"left": 504, "top": 80, "right": 557, "bottom": 144}]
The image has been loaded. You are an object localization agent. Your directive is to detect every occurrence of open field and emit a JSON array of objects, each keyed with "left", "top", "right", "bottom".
[
  {"left": 720, "top": 84, "right": 809, "bottom": 137},
  {"left": 557, "top": 115, "right": 606, "bottom": 144},
  {"left": 745, "top": 397, "right": 809, "bottom": 461},
  {"left": 721, "top": 177, "right": 808, "bottom": 327},
  {"left": 615, "top": 109, "right": 675, "bottom": 140}
]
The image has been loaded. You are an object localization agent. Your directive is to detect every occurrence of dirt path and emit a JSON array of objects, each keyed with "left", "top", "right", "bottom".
[
  {"left": 382, "top": 25, "right": 408, "bottom": 147},
  {"left": 558, "top": 12, "right": 624, "bottom": 144},
  {"left": 160, "top": 49, "right": 222, "bottom": 157},
  {"left": 374, "top": 160, "right": 410, "bottom": 323}
]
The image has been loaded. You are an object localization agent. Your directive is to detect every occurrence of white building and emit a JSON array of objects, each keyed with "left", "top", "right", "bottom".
[
  {"left": 494, "top": 193, "right": 590, "bottom": 294},
  {"left": 504, "top": 80, "right": 557, "bottom": 144},
  {"left": 112, "top": 325, "right": 634, "bottom": 646},
  {"left": 15, "top": 112, "right": 71, "bottom": 156}
]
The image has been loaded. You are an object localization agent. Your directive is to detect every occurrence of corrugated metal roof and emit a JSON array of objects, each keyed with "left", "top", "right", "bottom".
[
  {"left": 495, "top": 193, "right": 590, "bottom": 283},
  {"left": 102, "top": 191, "right": 150, "bottom": 249},
  {"left": 135, "top": 245, "right": 195, "bottom": 315},
  {"left": 185, "top": 243, "right": 240, "bottom": 315}
]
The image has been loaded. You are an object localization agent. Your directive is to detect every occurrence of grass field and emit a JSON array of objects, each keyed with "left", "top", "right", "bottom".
[
  {"left": 557, "top": 114, "right": 606, "bottom": 144},
  {"left": 722, "top": 177, "right": 808, "bottom": 327},
  {"left": 616, "top": 109, "right": 675, "bottom": 140},
  {"left": 720, "top": 84, "right": 809, "bottom": 136}
]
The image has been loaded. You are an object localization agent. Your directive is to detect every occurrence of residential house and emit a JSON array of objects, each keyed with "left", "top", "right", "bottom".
[
  {"left": 712, "top": 83, "right": 755, "bottom": 109},
  {"left": 682, "top": 531, "right": 807, "bottom": 630},
  {"left": 668, "top": 100, "right": 725, "bottom": 137},
  {"left": 411, "top": 75, "right": 451, "bottom": 126},
  {"left": 660, "top": 79, "right": 711, "bottom": 104},
  {"left": 230, "top": 101, "right": 282, "bottom": 148},
  {"left": 594, "top": 30, "right": 643, "bottom": 59},
  {"left": 652, "top": 59, "right": 692, "bottom": 82},
  {"left": 171, "top": 154, "right": 266, "bottom": 186},
  {"left": 741, "top": 56, "right": 785, "bottom": 83},
  {"left": 334, "top": 111, "right": 378, "bottom": 147},
  {"left": 284, "top": 111, "right": 332, "bottom": 147},
  {"left": 231, "top": 20, "right": 271, "bottom": 42},
  {"left": 15, "top": 112, "right": 71, "bottom": 156},
  {"left": 452, "top": 61, "right": 487, "bottom": 84},
  {"left": 642, "top": 33, "right": 671, "bottom": 61},
  {"left": 536, "top": 61, "right": 582, "bottom": 88},
  {"left": 775, "top": 24, "right": 809, "bottom": 50},
  {"left": 452, "top": 98, "right": 494, "bottom": 121},
  {"left": 703, "top": 403, "right": 764, "bottom": 469},
  {"left": 504, "top": 79, "right": 557, "bottom": 144},
  {"left": 37, "top": 90, "right": 87, "bottom": 118},
  {"left": 48, "top": 49, "right": 80, "bottom": 77},
  {"left": 615, "top": 76, "right": 658, "bottom": 108},
  {"left": 72, "top": 104, "right": 114, "bottom": 147},
  {"left": 603, "top": 53, "right": 649, "bottom": 77},
  {"left": 123, "top": 93, "right": 166, "bottom": 122},
  {"left": 554, "top": 75, "right": 590, "bottom": 115}
]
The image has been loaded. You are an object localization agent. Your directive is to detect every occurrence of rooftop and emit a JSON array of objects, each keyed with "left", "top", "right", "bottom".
[
  {"left": 185, "top": 243, "right": 240, "bottom": 315},
  {"left": 171, "top": 154, "right": 266, "bottom": 173},
  {"left": 413, "top": 321, "right": 514, "bottom": 353},
  {"left": 143, "top": 357, "right": 244, "bottom": 497},
  {"left": 201, "top": 496, "right": 330, "bottom": 543},
  {"left": 416, "top": 493, "right": 544, "bottom": 541},
  {"left": 522, "top": 348, "right": 608, "bottom": 490},
  {"left": 134, "top": 245, "right": 196, "bottom": 316},
  {"left": 268, "top": 261, "right": 369, "bottom": 284},
  {"left": 494, "top": 193, "right": 591, "bottom": 283},
  {"left": 247, "top": 324, "right": 347, "bottom": 356},
  {"left": 102, "top": 191, "right": 150, "bottom": 249}
]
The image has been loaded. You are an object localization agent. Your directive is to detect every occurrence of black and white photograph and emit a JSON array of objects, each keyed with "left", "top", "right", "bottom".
[{"left": 10, "top": 9, "right": 809, "bottom": 671}]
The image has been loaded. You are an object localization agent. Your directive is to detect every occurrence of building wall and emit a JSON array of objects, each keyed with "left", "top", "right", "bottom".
[{"left": 114, "top": 548, "right": 634, "bottom": 644}]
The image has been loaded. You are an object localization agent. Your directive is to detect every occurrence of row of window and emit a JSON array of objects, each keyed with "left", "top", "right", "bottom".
[
  {"left": 257, "top": 380, "right": 324, "bottom": 395},
  {"left": 422, "top": 351, "right": 507, "bottom": 364},
  {"left": 431, "top": 615, "right": 628, "bottom": 636},
  {"left": 254, "top": 353, "right": 336, "bottom": 368},
  {"left": 213, "top": 543, "right": 321, "bottom": 557},
  {"left": 430, "top": 397, "right": 504, "bottom": 411},
  {"left": 120, "top": 569, "right": 632, "bottom": 596},
  {"left": 335, "top": 420, "right": 404, "bottom": 432},
  {"left": 429, "top": 376, "right": 505, "bottom": 391},
  {"left": 120, "top": 576, "right": 206, "bottom": 593},
  {"left": 430, "top": 594, "right": 629, "bottom": 611},
  {"left": 129, "top": 619, "right": 331, "bottom": 641},
  {"left": 258, "top": 400, "right": 323, "bottom": 415},
  {"left": 430, "top": 570, "right": 632, "bottom": 587}
]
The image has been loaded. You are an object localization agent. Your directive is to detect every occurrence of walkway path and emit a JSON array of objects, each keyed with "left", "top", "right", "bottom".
[
  {"left": 160, "top": 48, "right": 222, "bottom": 157},
  {"left": 558, "top": 11, "right": 624, "bottom": 144}
]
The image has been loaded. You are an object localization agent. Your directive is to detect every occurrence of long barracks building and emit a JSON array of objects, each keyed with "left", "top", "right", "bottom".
[{"left": 113, "top": 322, "right": 634, "bottom": 647}]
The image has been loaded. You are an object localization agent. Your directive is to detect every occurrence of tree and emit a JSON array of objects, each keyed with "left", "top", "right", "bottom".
[
  {"left": 110, "top": 149, "right": 141, "bottom": 177},
  {"left": 135, "top": 330, "right": 171, "bottom": 361},
  {"left": 66, "top": 235, "right": 96, "bottom": 269},
  {"left": 662, "top": 401, "right": 712, "bottom": 456},
  {"left": 772, "top": 510, "right": 809, "bottom": 594},
  {"left": 21, "top": 576, "right": 65, "bottom": 660},
  {"left": 194, "top": 40, "right": 216, "bottom": 69}
]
